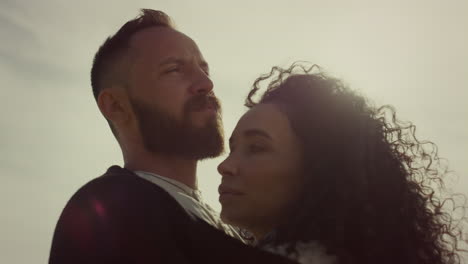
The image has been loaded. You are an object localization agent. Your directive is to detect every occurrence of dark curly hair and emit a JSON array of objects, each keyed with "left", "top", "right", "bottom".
[{"left": 248, "top": 62, "right": 467, "bottom": 264}]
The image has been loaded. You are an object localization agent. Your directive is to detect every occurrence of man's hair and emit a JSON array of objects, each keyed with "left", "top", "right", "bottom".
[
  {"left": 90, "top": 9, "right": 174, "bottom": 136},
  {"left": 91, "top": 9, "right": 173, "bottom": 100}
]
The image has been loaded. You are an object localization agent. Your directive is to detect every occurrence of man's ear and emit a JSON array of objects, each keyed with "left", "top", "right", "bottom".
[{"left": 97, "top": 87, "right": 132, "bottom": 126}]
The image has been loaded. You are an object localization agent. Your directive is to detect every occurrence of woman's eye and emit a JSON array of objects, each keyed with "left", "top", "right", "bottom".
[{"left": 248, "top": 144, "right": 265, "bottom": 154}]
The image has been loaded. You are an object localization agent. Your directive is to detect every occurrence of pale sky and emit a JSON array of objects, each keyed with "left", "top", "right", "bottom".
[{"left": 1, "top": 0, "right": 467, "bottom": 263}]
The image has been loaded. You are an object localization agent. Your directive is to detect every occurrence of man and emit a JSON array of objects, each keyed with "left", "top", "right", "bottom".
[{"left": 49, "top": 9, "right": 296, "bottom": 264}]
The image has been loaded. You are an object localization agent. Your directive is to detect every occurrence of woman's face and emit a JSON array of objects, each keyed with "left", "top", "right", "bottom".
[{"left": 217, "top": 103, "right": 304, "bottom": 238}]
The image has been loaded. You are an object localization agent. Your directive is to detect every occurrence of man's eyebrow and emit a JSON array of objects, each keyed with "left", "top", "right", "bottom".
[
  {"left": 159, "top": 57, "right": 184, "bottom": 66},
  {"left": 229, "top": 128, "right": 272, "bottom": 146},
  {"left": 200, "top": 60, "right": 209, "bottom": 72},
  {"left": 159, "top": 57, "right": 209, "bottom": 72}
]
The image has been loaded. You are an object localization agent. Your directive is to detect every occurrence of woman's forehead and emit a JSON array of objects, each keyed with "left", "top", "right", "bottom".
[{"left": 231, "top": 104, "right": 292, "bottom": 142}]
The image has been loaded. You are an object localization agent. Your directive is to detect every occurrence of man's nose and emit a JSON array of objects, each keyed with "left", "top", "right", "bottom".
[{"left": 189, "top": 69, "right": 213, "bottom": 95}]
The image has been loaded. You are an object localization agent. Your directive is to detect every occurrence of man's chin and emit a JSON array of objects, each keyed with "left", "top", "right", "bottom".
[
  {"left": 190, "top": 112, "right": 219, "bottom": 127},
  {"left": 189, "top": 116, "right": 221, "bottom": 132}
]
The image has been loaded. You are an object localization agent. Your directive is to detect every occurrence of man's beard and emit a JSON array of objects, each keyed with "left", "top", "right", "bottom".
[{"left": 129, "top": 93, "right": 224, "bottom": 160}]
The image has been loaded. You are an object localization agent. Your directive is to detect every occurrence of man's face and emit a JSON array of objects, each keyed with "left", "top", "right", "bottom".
[{"left": 126, "top": 26, "right": 224, "bottom": 159}]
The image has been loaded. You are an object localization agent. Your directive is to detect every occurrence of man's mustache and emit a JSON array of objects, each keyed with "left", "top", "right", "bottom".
[{"left": 185, "top": 93, "right": 221, "bottom": 112}]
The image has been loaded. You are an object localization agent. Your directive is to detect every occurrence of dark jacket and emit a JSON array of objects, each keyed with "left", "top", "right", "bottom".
[{"left": 49, "top": 165, "right": 296, "bottom": 264}]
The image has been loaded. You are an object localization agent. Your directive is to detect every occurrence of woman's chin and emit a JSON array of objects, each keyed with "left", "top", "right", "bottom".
[
  {"left": 220, "top": 209, "right": 244, "bottom": 227},
  {"left": 219, "top": 209, "right": 233, "bottom": 224}
]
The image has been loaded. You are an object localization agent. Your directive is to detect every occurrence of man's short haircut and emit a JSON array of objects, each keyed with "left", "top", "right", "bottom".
[{"left": 90, "top": 9, "right": 174, "bottom": 136}]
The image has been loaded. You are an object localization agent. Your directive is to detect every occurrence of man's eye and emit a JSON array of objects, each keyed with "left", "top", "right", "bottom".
[{"left": 165, "top": 68, "right": 180, "bottom": 74}]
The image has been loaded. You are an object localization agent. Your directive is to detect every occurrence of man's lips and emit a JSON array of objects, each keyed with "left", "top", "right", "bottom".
[
  {"left": 205, "top": 102, "right": 216, "bottom": 110},
  {"left": 202, "top": 102, "right": 217, "bottom": 112},
  {"left": 188, "top": 95, "right": 220, "bottom": 112}
]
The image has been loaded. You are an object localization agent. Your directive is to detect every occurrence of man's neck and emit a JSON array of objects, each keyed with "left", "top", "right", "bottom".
[{"left": 124, "top": 152, "right": 198, "bottom": 189}]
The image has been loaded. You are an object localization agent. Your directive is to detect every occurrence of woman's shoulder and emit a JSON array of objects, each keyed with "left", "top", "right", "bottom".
[{"left": 263, "top": 240, "right": 337, "bottom": 264}]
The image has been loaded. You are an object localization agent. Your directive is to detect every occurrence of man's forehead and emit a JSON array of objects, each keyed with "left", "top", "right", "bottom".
[{"left": 129, "top": 27, "right": 201, "bottom": 59}]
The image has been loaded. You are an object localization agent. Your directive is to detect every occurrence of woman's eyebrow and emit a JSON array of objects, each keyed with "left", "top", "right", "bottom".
[
  {"left": 243, "top": 129, "right": 272, "bottom": 140},
  {"left": 229, "top": 128, "right": 272, "bottom": 145}
]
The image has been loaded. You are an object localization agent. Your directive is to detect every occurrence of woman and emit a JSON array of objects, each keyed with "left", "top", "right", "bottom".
[{"left": 217, "top": 63, "right": 466, "bottom": 264}]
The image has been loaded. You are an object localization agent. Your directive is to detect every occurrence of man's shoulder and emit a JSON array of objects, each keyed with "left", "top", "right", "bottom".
[
  {"left": 76, "top": 165, "right": 168, "bottom": 198},
  {"left": 84, "top": 165, "right": 151, "bottom": 190},
  {"left": 50, "top": 166, "right": 195, "bottom": 263},
  {"left": 62, "top": 165, "right": 182, "bottom": 218}
]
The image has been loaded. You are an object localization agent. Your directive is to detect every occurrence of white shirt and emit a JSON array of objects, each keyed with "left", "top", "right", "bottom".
[{"left": 134, "top": 170, "right": 244, "bottom": 241}]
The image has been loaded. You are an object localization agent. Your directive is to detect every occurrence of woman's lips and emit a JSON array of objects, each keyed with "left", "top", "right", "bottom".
[
  {"left": 218, "top": 185, "right": 243, "bottom": 195},
  {"left": 218, "top": 185, "right": 243, "bottom": 203}
]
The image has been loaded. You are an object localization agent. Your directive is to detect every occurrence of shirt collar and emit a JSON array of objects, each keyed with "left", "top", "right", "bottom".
[{"left": 134, "top": 170, "right": 202, "bottom": 201}]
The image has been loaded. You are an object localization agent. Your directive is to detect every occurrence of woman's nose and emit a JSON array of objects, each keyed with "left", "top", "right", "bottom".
[{"left": 217, "top": 156, "right": 237, "bottom": 177}]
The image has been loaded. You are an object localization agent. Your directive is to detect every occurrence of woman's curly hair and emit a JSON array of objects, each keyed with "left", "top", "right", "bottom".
[{"left": 248, "top": 62, "right": 467, "bottom": 264}]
